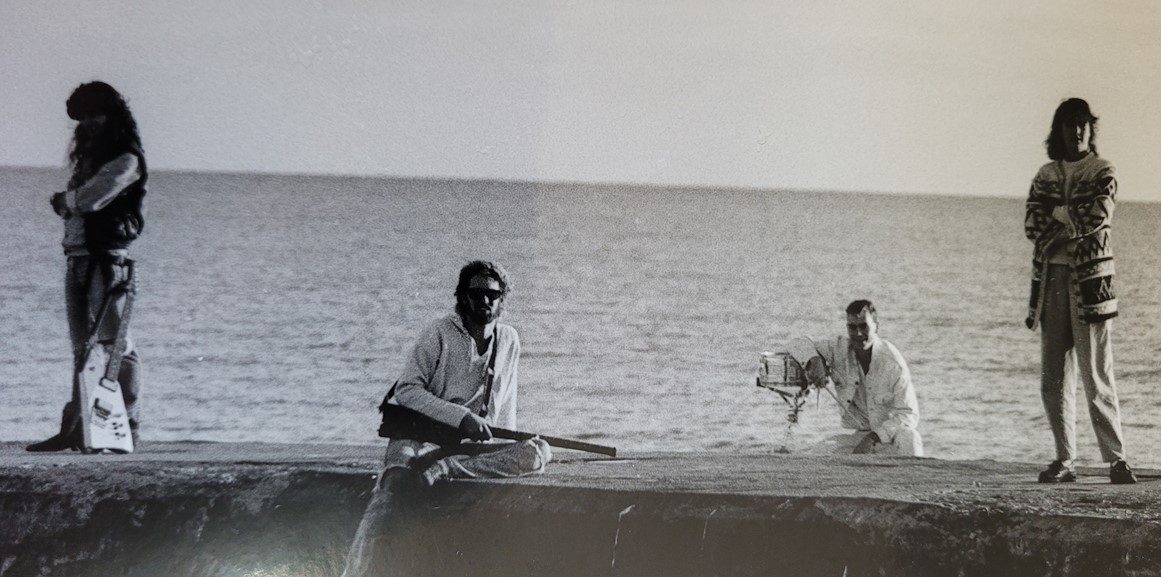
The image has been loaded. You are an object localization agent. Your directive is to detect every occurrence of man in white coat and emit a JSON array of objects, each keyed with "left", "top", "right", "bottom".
[{"left": 803, "top": 300, "right": 923, "bottom": 456}]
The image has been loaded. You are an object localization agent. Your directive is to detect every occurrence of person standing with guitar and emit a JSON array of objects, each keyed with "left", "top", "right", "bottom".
[{"left": 27, "top": 81, "right": 148, "bottom": 452}]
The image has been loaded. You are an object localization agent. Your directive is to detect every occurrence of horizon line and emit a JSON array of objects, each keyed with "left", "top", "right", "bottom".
[{"left": 6, "top": 163, "right": 1147, "bottom": 204}]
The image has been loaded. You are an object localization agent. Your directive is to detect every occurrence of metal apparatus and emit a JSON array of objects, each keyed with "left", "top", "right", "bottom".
[
  {"left": 755, "top": 350, "right": 810, "bottom": 423},
  {"left": 756, "top": 350, "right": 807, "bottom": 389}
]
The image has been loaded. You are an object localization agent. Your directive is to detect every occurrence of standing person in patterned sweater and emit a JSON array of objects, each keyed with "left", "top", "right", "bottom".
[
  {"left": 1024, "top": 97, "right": 1135, "bottom": 484},
  {"left": 27, "top": 81, "right": 148, "bottom": 452}
]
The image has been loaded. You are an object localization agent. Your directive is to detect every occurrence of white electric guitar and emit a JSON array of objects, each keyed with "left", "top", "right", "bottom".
[{"left": 76, "top": 261, "right": 136, "bottom": 454}]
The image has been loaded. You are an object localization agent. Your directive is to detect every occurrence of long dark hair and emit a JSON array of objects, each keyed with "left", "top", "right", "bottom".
[
  {"left": 66, "top": 81, "right": 143, "bottom": 187},
  {"left": 1045, "top": 98, "right": 1098, "bottom": 161}
]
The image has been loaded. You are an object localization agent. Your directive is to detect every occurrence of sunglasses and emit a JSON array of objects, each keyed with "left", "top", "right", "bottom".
[{"left": 467, "top": 288, "right": 505, "bottom": 301}]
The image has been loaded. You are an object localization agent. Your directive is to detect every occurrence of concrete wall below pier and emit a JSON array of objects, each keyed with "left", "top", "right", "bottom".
[
  {"left": 3, "top": 443, "right": 1160, "bottom": 577},
  {"left": 377, "top": 483, "right": 1161, "bottom": 577}
]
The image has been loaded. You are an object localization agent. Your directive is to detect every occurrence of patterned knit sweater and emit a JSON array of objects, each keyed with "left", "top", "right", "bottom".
[{"left": 1024, "top": 153, "right": 1117, "bottom": 328}]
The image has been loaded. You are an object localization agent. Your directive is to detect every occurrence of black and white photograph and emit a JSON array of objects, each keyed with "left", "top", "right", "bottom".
[{"left": 2, "top": 1, "right": 1161, "bottom": 575}]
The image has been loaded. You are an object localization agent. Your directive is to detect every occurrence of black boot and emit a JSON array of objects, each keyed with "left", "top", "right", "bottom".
[
  {"left": 26, "top": 405, "right": 82, "bottom": 452},
  {"left": 25, "top": 433, "right": 80, "bottom": 452}
]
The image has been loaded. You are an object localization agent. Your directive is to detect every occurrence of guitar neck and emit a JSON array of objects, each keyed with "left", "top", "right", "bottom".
[
  {"left": 102, "top": 269, "right": 136, "bottom": 382},
  {"left": 492, "top": 427, "right": 617, "bottom": 457}
]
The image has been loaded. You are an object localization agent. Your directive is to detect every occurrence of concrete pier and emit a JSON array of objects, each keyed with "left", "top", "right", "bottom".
[{"left": 1, "top": 442, "right": 1159, "bottom": 576}]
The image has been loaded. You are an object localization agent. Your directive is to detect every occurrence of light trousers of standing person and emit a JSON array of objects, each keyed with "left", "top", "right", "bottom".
[
  {"left": 1040, "top": 263, "right": 1126, "bottom": 465},
  {"left": 64, "top": 255, "right": 143, "bottom": 432}
]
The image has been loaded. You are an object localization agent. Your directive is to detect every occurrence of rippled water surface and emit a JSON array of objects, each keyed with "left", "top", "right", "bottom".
[{"left": 4, "top": 168, "right": 1161, "bottom": 467}]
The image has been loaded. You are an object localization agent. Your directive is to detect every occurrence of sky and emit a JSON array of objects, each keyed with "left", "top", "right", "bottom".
[{"left": 2, "top": 1, "right": 1159, "bottom": 200}]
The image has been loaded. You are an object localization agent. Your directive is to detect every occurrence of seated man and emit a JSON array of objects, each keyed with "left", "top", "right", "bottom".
[
  {"left": 342, "top": 260, "right": 551, "bottom": 577},
  {"left": 378, "top": 259, "right": 550, "bottom": 484},
  {"left": 801, "top": 299, "right": 923, "bottom": 457}
]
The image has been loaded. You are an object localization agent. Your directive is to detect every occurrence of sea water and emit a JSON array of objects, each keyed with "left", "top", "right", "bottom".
[{"left": 3, "top": 168, "right": 1161, "bottom": 467}]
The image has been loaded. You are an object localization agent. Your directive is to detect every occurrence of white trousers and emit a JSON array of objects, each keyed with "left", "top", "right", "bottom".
[
  {"left": 828, "top": 428, "right": 923, "bottom": 457},
  {"left": 1040, "top": 264, "right": 1126, "bottom": 465}
]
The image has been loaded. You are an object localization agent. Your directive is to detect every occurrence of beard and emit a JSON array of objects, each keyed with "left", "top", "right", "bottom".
[
  {"left": 456, "top": 297, "right": 503, "bottom": 327},
  {"left": 469, "top": 303, "right": 500, "bottom": 325}
]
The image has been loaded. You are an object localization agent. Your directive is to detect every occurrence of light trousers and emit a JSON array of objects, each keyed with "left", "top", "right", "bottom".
[
  {"left": 828, "top": 428, "right": 923, "bottom": 457},
  {"left": 1040, "top": 264, "right": 1126, "bottom": 465},
  {"left": 64, "top": 255, "right": 142, "bottom": 430},
  {"left": 341, "top": 437, "right": 551, "bottom": 577}
]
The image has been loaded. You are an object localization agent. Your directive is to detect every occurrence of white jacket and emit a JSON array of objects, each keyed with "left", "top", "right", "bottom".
[{"left": 813, "top": 335, "right": 919, "bottom": 444}]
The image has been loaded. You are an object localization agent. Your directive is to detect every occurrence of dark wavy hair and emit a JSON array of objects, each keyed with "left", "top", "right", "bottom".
[
  {"left": 454, "top": 260, "right": 511, "bottom": 318},
  {"left": 1045, "top": 98, "right": 1098, "bottom": 161},
  {"left": 66, "top": 81, "right": 143, "bottom": 186},
  {"left": 846, "top": 299, "right": 877, "bottom": 321}
]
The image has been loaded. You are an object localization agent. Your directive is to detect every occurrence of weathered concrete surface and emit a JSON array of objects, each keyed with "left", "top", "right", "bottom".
[
  {"left": 0, "top": 442, "right": 381, "bottom": 577},
  {"left": 2, "top": 442, "right": 1160, "bottom": 577},
  {"left": 393, "top": 455, "right": 1161, "bottom": 577}
]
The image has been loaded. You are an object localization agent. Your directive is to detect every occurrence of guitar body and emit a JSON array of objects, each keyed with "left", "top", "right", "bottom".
[{"left": 77, "top": 345, "right": 134, "bottom": 453}]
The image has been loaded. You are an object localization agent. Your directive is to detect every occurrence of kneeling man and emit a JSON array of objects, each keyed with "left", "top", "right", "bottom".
[{"left": 802, "top": 300, "right": 923, "bottom": 456}]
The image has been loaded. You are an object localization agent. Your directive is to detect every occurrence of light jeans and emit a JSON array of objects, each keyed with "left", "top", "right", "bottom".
[
  {"left": 64, "top": 255, "right": 142, "bottom": 431},
  {"left": 1040, "top": 263, "right": 1126, "bottom": 465}
]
